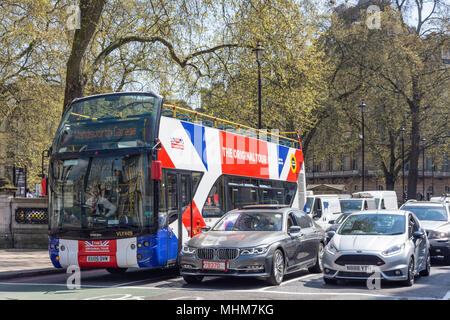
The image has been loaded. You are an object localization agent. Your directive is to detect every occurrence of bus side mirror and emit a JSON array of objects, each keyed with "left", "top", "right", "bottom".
[
  {"left": 201, "top": 226, "right": 211, "bottom": 232},
  {"left": 151, "top": 161, "right": 162, "bottom": 180},
  {"left": 152, "top": 139, "right": 162, "bottom": 151}
]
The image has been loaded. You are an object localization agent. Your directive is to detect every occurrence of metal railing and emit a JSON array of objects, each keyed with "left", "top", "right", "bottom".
[
  {"left": 15, "top": 208, "right": 48, "bottom": 224},
  {"left": 162, "top": 104, "right": 301, "bottom": 149}
]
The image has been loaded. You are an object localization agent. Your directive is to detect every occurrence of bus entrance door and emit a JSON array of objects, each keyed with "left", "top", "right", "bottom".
[{"left": 165, "top": 171, "right": 194, "bottom": 266}]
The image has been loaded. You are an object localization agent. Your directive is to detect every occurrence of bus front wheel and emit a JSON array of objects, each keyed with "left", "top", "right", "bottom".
[{"left": 106, "top": 268, "right": 128, "bottom": 274}]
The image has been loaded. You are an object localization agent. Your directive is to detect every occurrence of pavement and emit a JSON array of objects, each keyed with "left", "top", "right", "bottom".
[{"left": 0, "top": 249, "right": 64, "bottom": 280}]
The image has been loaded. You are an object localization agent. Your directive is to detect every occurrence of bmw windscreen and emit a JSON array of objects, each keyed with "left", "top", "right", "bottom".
[{"left": 213, "top": 212, "right": 283, "bottom": 231}]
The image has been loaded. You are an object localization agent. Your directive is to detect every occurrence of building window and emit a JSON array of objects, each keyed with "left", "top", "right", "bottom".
[
  {"left": 442, "top": 156, "right": 449, "bottom": 172},
  {"left": 352, "top": 157, "right": 358, "bottom": 170}
]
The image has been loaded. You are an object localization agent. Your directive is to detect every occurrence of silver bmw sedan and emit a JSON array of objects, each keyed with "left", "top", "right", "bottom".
[
  {"left": 322, "top": 210, "right": 430, "bottom": 287},
  {"left": 180, "top": 205, "right": 325, "bottom": 286}
]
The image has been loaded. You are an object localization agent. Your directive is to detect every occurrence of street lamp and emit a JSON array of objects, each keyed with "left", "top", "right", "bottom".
[
  {"left": 421, "top": 137, "right": 426, "bottom": 200},
  {"left": 253, "top": 42, "right": 265, "bottom": 130},
  {"left": 400, "top": 127, "right": 406, "bottom": 202},
  {"left": 359, "top": 101, "right": 367, "bottom": 191}
]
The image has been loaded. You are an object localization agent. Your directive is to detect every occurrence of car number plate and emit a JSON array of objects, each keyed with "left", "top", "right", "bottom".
[
  {"left": 86, "top": 256, "right": 110, "bottom": 262},
  {"left": 202, "top": 260, "right": 227, "bottom": 271},
  {"left": 345, "top": 265, "right": 374, "bottom": 272}
]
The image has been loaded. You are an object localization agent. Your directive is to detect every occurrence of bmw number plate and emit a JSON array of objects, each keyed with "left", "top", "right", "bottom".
[
  {"left": 345, "top": 265, "right": 374, "bottom": 272},
  {"left": 86, "top": 256, "right": 110, "bottom": 262},
  {"left": 202, "top": 261, "right": 227, "bottom": 271}
]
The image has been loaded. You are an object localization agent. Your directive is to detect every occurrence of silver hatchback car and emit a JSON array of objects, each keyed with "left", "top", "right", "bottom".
[{"left": 322, "top": 210, "right": 430, "bottom": 287}]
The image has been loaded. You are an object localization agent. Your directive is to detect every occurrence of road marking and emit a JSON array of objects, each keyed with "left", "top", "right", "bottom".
[
  {"left": 4, "top": 269, "right": 103, "bottom": 283},
  {"left": 258, "top": 290, "right": 440, "bottom": 300},
  {"left": 0, "top": 281, "right": 441, "bottom": 300},
  {"left": 443, "top": 290, "right": 450, "bottom": 300}
]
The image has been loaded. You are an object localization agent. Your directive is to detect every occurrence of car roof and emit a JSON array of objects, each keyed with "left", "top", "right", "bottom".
[
  {"left": 401, "top": 201, "right": 446, "bottom": 207},
  {"left": 345, "top": 210, "right": 409, "bottom": 216},
  {"left": 233, "top": 205, "right": 292, "bottom": 214}
]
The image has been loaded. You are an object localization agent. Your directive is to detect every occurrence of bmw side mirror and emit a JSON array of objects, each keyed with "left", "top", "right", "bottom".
[
  {"left": 288, "top": 226, "right": 301, "bottom": 234},
  {"left": 413, "top": 230, "right": 425, "bottom": 239}
]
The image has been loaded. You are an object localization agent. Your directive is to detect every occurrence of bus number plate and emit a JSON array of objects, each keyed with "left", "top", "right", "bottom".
[{"left": 87, "top": 256, "right": 110, "bottom": 262}]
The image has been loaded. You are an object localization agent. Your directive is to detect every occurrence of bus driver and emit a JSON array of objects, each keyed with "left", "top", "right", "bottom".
[{"left": 86, "top": 186, "right": 117, "bottom": 218}]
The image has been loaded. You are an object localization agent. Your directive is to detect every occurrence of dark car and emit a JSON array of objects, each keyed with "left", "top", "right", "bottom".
[
  {"left": 400, "top": 200, "right": 450, "bottom": 263},
  {"left": 180, "top": 205, "right": 326, "bottom": 286},
  {"left": 325, "top": 212, "right": 353, "bottom": 244}
]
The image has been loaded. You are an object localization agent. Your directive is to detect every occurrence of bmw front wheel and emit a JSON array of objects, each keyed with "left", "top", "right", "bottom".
[
  {"left": 183, "top": 275, "right": 204, "bottom": 284},
  {"left": 267, "top": 249, "right": 284, "bottom": 286},
  {"left": 308, "top": 242, "right": 324, "bottom": 273}
]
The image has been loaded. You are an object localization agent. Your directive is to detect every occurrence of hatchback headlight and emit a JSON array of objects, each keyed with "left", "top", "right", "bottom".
[
  {"left": 382, "top": 244, "right": 405, "bottom": 256},
  {"left": 240, "top": 246, "right": 268, "bottom": 255},
  {"left": 428, "top": 231, "right": 449, "bottom": 240},
  {"left": 181, "top": 246, "right": 196, "bottom": 255},
  {"left": 326, "top": 242, "right": 339, "bottom": 255}
]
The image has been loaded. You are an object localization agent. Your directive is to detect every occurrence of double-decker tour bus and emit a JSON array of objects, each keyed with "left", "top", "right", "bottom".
[{"left": 47, "top": 92, "right": 306, "bottom": 273}]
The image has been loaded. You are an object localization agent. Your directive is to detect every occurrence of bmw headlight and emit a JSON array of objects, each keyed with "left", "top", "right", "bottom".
[
  {"left": 181, "top": 246, "right": 196, "bottom": 255},
  {"left": 240, "top": 246, "right": 268, "bottom": 255},
  {"left": 382, "top": 244, "right": 405, "bottom": 256}
]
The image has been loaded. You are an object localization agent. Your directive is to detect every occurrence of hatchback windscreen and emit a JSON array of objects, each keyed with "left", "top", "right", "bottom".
[
  {"left": 400, "top": 206, "right": 447, "bottom": 221},
  {"left": 335, "top": 212, "right": 352, "bottom": 224},
  {"left": 213, "top": 212, "right": 283, "bottom": 231},
  {"left": 338, "top": 214, "right": 405, "bottom": 235}
]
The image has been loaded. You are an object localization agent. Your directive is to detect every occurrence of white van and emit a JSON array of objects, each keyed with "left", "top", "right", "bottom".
[
  {"left": 353, "top": 191, "right": 398, "bottom": 210},
  {"left": 304, "top": 195, "right": 342, "bottom": 229},
  {"left": 339, "top": 196, "right": 377, "bottom": 213}
]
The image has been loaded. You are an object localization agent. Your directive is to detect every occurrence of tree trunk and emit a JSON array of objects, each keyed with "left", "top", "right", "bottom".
[{"left": 62, "top": 0, "right": 105, "bottom": 114}]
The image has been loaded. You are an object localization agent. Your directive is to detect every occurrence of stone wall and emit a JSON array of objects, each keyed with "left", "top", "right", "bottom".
[{"left": 0, "top": 191, "right": 48, "bottom": 249}]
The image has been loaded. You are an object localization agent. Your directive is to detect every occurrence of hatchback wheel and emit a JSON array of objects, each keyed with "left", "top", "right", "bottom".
[
  {"left": 419, "top": 254, "right": 431, "bottom": 277},
  {"left": 323, "top": 277, "right": 337, "bottom": 285},
  {"left": 266, "top": 249, "right": 284, "bottom": 286},
  {"left": 403, "top": 258, "right": 415, "bottom": 287},
  {"left": 308, "top": 243, "right": 324, "bottom": 273}
]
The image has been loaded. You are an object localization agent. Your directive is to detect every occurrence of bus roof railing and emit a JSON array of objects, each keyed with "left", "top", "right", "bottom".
[{"left": 162, "top": 104, "right": 302, "bottom": 149}]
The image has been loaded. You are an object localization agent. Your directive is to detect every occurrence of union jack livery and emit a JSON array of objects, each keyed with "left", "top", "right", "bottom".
[{"left": 48, "top": 92, "right": 306, "bottom": 272}]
